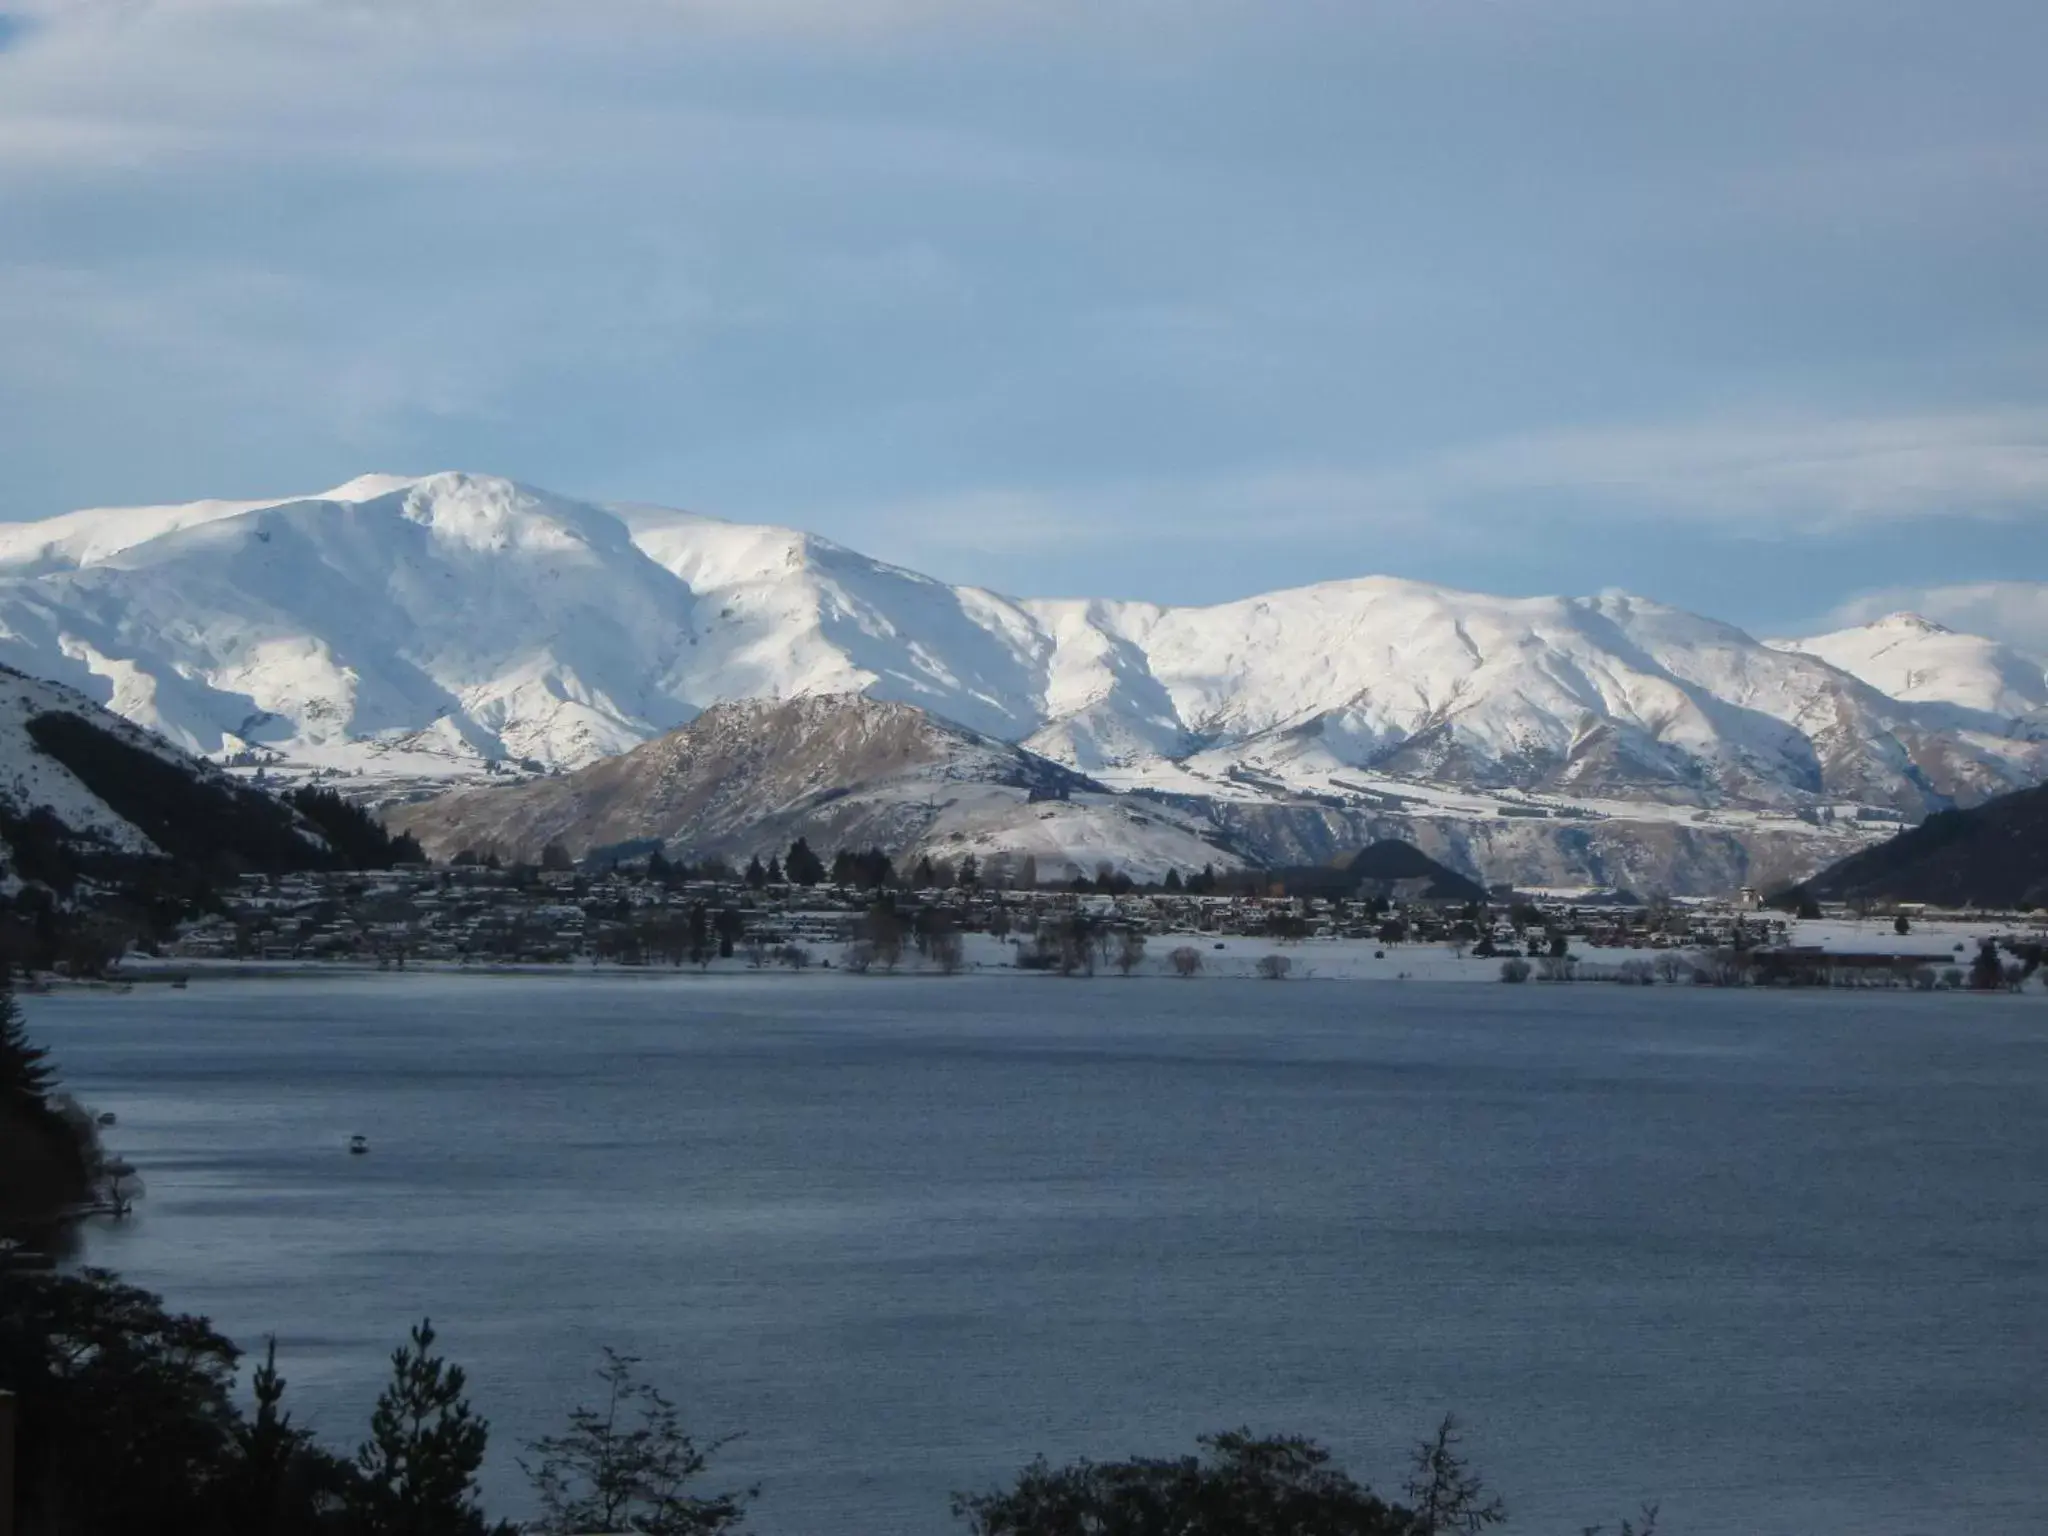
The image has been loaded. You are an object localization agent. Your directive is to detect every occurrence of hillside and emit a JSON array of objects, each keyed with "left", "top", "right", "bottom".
[
  {"left": 1788, "top": 782, "right": 2048, "bottom": 910},
  {"left": 1768, "top": 613, "right": 2048, "bottom": 727},
  {"left": 0, "top": 664, "right": 327, "bottom": 889},
  {"left": 384, "top": 694, "right": 1240, "bottom": 883},
  {"left": 1260, "top": 841, "right": 1489, "bottom": 902}
]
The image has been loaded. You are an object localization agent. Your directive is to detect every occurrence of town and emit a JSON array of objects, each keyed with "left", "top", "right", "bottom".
[{"left": 149, "top": 839, "right": 2036, "bottom": 988}]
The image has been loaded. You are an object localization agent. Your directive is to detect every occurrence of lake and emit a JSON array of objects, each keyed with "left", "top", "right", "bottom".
[{"left": 31, "top": 972, "right": 2048, "bottom": 1535}]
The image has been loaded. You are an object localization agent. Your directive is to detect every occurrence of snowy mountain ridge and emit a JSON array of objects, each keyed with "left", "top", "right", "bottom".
[
  {"left": 1767, "top": 612, "right": 2048, "bottom": 722},
  {"left": 1, "top": 471, "right": 2043, "bottom": 836}
]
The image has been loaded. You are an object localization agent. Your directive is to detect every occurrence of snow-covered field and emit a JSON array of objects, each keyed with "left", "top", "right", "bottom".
[{"left": 117, "top": 915, "right": 2048, "bottom": 990}]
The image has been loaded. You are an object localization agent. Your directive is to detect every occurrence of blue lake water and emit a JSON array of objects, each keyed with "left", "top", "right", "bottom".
[{"left": 30, "top": 973, "right": 2048, "bottom": 1535}]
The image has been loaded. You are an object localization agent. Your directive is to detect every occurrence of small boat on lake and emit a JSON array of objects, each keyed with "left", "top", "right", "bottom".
[
  {"left": 96, "top": 1111, "right": 117, "bottom": 1127},
  {"left": 348, "top": 1134, "right": 369, "bottom": 1156}
]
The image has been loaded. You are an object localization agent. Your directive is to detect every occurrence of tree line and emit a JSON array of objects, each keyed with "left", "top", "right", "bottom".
[
  {"left": 4, "top": 1259, "right": 1658, "bottom": 1536},
  {"left": 468, "top": 835, "right": 1255, "bottom": 899}
]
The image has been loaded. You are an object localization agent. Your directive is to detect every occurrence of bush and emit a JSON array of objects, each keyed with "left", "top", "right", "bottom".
[
  {"left": 955, "top": 1419, "right": 1507, "bottom": 1536},
  {"left": 1652, "top": 953, "right": 1691, "bottom": 984},
  {"left": 1255, "top": 953, "right": 1291, "bottom": 981},
  {"left": 1499, "top": 958, "right": 1531, "bottom": 984},
  {"left": 1169, "top": 945, "right": 1203, "bottom": 978}
]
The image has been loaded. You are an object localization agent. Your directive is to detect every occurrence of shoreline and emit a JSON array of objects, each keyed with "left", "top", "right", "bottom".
[{"left": 68, "top": 916, "right": 2048, "bottom": 994}]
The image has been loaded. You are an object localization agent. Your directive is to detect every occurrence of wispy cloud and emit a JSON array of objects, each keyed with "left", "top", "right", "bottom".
[
  {"left": 1411, "top": 408, "right": 2048, "bottom": 531},
  {"left": 856, "top": 406, "right": 2048, "bottom": 574},
  {"left": 1822, "top": 581, "right": 2048, "bottom": 655}
]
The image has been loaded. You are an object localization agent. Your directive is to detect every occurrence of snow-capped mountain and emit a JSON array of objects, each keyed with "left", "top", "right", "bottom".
[
  {"left": 1769, "top": 612, "right": 2048, "bottom": 724},
  {"left": 0, "top": 469, "right": 2041, "bottom": 891},
  {"left": 386, "top": 692, "right": 1877, "bottom": 894}
]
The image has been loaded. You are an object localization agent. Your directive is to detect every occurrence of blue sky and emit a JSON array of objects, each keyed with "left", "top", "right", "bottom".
[{"left": 3, "top": 0, "right": 2047, "bottom": 641}]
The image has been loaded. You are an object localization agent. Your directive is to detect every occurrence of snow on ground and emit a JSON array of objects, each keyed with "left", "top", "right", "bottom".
[
  {"left": 912, "top": 788, "right": 1246, "bottom": 884},
  {"left": 1785, "top": 915, "right": 2048, "bottom": 957},
  {"left": 121, "top": 917, "right": 2048, "bottom": 990},
  {"left": 0, "top": 670, "right": 191, "bottom": 854}
]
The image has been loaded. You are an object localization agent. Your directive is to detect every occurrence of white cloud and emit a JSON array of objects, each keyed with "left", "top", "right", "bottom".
[
  {"left": 1823, "top": 581, "right": 2048, "bottom": 655},
  {"left": 1410, "top": 408, "right": 2048, "bottom": 530},
  {"left": 855, "top": 407, "right": 2048, "bottom": 570}
]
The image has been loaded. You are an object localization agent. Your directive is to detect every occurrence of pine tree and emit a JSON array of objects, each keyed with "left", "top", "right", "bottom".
[
  {"left": 914, "top": 855, "right": 936, "bottom": 889},
  {"left": 350, "top": 1318, "right": 491, "bottom": 1536},
  {"left": 765, "top": 855, "right": 783, "bottom": 884},
  {"left": 744, "top": 855, "right": 766, "bottom": 889},
  {"left": 232, "top": 1336, "right": 356, "bottom": 1535},
  {"left": 0, "top": 981, "right": 57, "bottom": 1112},
  {"left": 242, "top": 1337, "right": 300, "bottom": 1515},
  {"left": 713, "top": 908, "right": 744, "bottom": 960},
  {"left": 1162, "top": 867, "right": 1183, "bottom": 892},
  {"left": 784, "top": 838, "right": 824, "bottom": 887}
]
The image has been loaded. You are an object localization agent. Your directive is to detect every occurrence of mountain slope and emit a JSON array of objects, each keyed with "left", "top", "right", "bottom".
[
  {"left": 1769, "top": 613, "right": 2048, "bottom": 724},
  {"left": 384, "top": 694, "right": 1237, "bottom": 881},
  {"left": 1789, "top": 781, "right": 2048, "bottom": 909},
  {"left": 0, "top": 664, "right": 326, "bottom": 888}
]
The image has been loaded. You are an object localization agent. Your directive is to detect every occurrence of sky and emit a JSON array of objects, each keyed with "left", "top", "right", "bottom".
[{"left": 4, "top": 0, "right": 2047, "bottom": 644}]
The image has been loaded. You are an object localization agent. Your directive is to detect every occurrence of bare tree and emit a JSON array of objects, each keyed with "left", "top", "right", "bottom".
[
  {"left": 862, "top": 904, "right": 905, "bottom": 972},
  {"left": 1169, "top": 945, "right": 1203, "bottom": 979},
  {"left": 929, "top": 930, "right": 965, "bottom": 974},
  {"left": 1403, "top": 1415, "right": 1505, "bottom": 1536},
  {"left": 1114, "top": 929, "right": 1147, "bottom": 976},
  {"left": 521, "top": 1348, "right": 754, "bottom": 1536},
  {"left": 1651, "top": 953, "right": 1690, "bottom": 984},
  {"left": 1696, "top": 948, "right": 1750, "bottom": 987},
  {"left": 1255, "top": 954, "right": 1291, "bottom": 981}
]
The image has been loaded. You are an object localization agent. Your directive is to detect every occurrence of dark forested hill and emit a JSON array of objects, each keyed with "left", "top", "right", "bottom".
[
  {"left": 1787, "top": 782, "right": 2048, "bottom": 909},
  {"left": 1265, "top": 840, "right": 1489, "bottom": 902}
]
